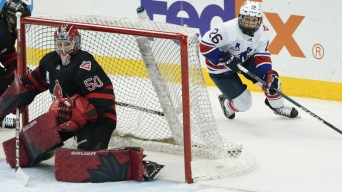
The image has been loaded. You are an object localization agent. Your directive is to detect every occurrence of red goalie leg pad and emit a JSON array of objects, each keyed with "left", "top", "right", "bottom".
[
  {"left": 130, "top": 147, "right": 145, "bottom": 181},
  {"left": 2, "top": 113, "right": 62, "bottom": 168},
  {"left": 21, "top": 113, "right": 62, "bottom": 165},
  {"left": 2, "top": 137, "right": 32, "bottom": 168},
  {"left": 55, "top": 147, "right": 144, "bottom": 182}
]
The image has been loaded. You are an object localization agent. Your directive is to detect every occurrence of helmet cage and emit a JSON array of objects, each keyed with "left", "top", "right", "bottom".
[
  {"left": 54, "top": 24, "right": 81, "bottom": 54},
  {"left": 55, "top": 35, "right": 76, "bottom": 55},
  {"left": 238, "top": 15, "right": 262, "bottom": 36},
  {"left": 54, "top": 24, "right": 81, "bottom": 65}
]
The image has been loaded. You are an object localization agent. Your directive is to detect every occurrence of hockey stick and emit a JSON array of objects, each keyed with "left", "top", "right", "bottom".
[
  {"left": 15, "top": 12, "right": 29, "bottom": 186},
  {"left": 237, "top": 64, "right": 342, "bottom": 135},
  {"left": 15, "top": 108, "right": 29, "bottom": 186},
  {"left": 115, "top": 101, "right": 164, "bottom": 116}
]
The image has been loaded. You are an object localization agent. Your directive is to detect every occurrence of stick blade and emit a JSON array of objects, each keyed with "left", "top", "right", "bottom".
[{"left": 15, "top": 167, "right": 29, "bottom": 186}]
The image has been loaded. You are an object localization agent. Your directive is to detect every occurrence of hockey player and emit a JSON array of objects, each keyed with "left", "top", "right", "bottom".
[
  {"left": 0, "top": 24, "right": 163, "bottom": 182},
  {"left": 0, "top": 0, "right": 31, "bottom": 127},
  {"left": 200, "top": 0, "right": 298, "bottom": 119}
]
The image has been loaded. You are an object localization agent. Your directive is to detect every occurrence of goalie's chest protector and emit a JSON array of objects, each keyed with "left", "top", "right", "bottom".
[
  {"left": 41, "top": 51, "right": 111, "bottom": 99},
  {"left": 43, "top": 52, "right": 84, "bottom": 98}
]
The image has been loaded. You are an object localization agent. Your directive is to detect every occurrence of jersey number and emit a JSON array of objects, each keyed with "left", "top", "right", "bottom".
[
  {"left": 84, "top": 76, "right": 103, "bottom": 91},
  {"left": 209, "top": 28, "right": 222, "bottom": 44}
]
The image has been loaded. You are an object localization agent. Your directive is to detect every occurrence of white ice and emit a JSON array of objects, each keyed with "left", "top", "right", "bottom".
[{"left": 1, "top": 87, "right": 342, "bottom": 192}]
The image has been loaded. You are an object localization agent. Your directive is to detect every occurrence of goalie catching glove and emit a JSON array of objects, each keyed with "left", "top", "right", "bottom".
[
  {"left": 49, "top": 94, "right": 98, "bottom": 131},
  {"left": 262, "top": 70, "right": 281, "bottom": 95}
]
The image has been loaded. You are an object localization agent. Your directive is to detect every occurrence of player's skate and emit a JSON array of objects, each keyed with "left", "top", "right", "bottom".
[
  {"left": 0, "top": 116, "right": 16, "bottom": 128},
  {"left": 218, "top": 94, "right": 235, "bottom": 119},
  {"left": 143, "top": 160, "right": 164, "bottom": 181},
  {"left": 265, "top": 99, "right": 298, "bottom": 118}
]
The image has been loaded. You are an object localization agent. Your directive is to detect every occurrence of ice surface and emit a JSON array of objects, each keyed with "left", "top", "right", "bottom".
[{"left": 1, "top": 87, "right": 341, "bottom": 192}]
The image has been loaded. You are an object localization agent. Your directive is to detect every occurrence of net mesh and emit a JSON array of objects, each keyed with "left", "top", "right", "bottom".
[{"left": 22, "top": 15, "right": 255, "bottom": 177}]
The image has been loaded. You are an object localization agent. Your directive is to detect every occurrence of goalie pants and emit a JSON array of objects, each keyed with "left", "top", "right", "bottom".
[{"left": 59, "top": 118, "right": 116, "bottom": 150}]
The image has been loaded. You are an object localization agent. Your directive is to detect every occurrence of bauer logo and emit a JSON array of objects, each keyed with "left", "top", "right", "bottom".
[
  {"left": 0, "top": 0, "right": 33, "bottom": 11},
  {"left": 22, "top": 120, "right": 37, "bottom": 132},
  {"left": 140, "top": 0, "right": 305, "bottom": 58},
  {"left": 71, "top": 151, "right": 97, "bottom": 156}
]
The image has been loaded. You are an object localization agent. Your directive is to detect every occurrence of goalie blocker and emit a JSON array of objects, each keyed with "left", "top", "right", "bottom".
[
  {"left": 0, "top": 70, "right": 36, "bottom": 118},
  {"left": 2, "top": 113, "right": 62, "bottom": 168},
  {"left": 55, "top": 147, "right": 164, "bottom": 182}
]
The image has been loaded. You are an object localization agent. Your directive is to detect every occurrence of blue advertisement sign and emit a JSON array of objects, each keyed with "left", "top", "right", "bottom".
[{"left": 141, "top": 0, "right": 236, "bottom": 36}]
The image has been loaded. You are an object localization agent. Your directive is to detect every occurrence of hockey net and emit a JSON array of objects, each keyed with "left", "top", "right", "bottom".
[{"left": 19, "top": 15, "right": 255, "bottom": 182}]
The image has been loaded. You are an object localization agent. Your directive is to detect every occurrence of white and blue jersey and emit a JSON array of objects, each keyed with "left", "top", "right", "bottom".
[{"left": 200, "top": 18, "right": 272, "bottom": 78}]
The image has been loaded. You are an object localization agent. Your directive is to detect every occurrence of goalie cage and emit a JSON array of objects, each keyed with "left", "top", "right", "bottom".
[{"left": 18, "top": 15, "right": 256, "bottom": 183}]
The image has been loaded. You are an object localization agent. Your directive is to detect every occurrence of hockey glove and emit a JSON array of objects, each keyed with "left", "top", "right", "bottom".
[
  {"left": 56, "top": 101, "right": 72, "bottom": 124},
  {"left": 262, "top": 70, "right": 281, "bottom": 95},
  {"left": 218, "top": 54, "right": 241, "bottom": 72},
  {"left": 0, "top": 71, "right": 36, "bottom": 117},
  {"left": 49, "top": 94, "right": 98, "bottom": 132}
]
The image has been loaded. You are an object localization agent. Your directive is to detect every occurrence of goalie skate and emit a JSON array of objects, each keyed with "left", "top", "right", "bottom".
[
  {"left": 143, "top": 161, "right": 164, "bottom": 181},
  {"left": 218, "top": 94, "right": 235, "bottom": 119},
  {"left": 265, "top": 99, "right": 299, "bottom": 118}
]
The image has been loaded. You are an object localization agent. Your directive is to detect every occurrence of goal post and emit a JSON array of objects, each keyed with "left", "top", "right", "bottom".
[{"left": 18, "top": 15, "right": 256, "bottom": 183}]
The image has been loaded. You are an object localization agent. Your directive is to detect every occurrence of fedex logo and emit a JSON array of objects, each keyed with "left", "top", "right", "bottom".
[
  {"left": 141, "top": 0, "right": 235, "bottom": 36},
  {"left": 141, "top": 0, "right": 305, "bottom": 58}
]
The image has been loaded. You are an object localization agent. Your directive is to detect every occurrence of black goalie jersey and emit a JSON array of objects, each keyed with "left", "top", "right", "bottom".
[
  {"left": 0, "top": 19, "right": 17, "bottom": 68},
  {"left": 22, "top": 50, "right": 116, "bottom": 123}
]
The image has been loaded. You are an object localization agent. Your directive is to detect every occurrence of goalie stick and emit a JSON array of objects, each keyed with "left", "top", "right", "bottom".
[
  {"left": 236, "top": 64, "right": 342, "bottom": 135},
  {"left": 14, "top": 108, "right": 29, "bottom": 186},
  {"left": 15, "top": 12, "right": 29, "bottom": 186}
]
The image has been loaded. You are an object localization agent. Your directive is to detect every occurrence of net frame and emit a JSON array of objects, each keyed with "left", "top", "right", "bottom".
[
  {"left": 17, "top": 16, "right": 256, "bottom": 183},
  {"left": 18, "top": 16, "right": 192, "bottom": 182}
]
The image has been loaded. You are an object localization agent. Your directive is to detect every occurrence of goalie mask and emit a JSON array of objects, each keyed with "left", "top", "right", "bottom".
[
  {"left": 1, "top": 0, "right": 31, "bottom": 32},
  {"left": 54, "top": 24, "right": 81, "bottom": 66},
  {"left": 238, "top": 1, "right": 263, "bottom": 37}
]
